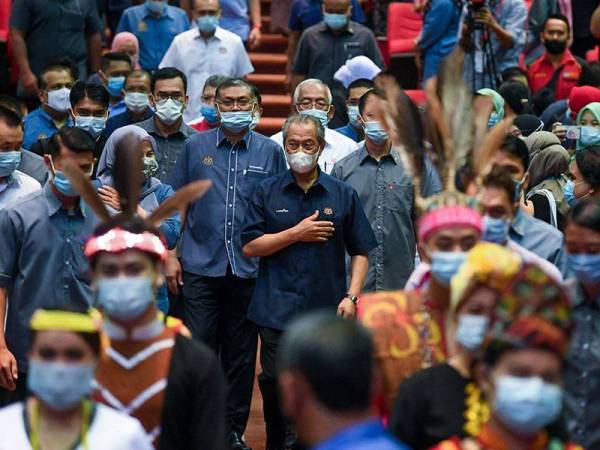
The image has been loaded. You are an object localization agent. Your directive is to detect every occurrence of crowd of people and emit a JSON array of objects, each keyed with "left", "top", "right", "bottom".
[{"left": 0, "top": 0, "right": 599, "bottom": 449}]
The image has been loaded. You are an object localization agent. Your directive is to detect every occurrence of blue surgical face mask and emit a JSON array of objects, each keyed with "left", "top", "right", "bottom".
[
  {"left": 578, "top": 126, "right": 600, "bottom": 149},
  {"left": 106, "top": 76, "right": 126, "bottom": 98},
  {"left": 200, "top": 103, "right": 219, "bottom": 124},
  {"left": 219, "top": 110, "right": 254, "bottom": 133},
  {"left": 364, "top": 120, "right": 389, "bottom": 144},
  {"left": 488, "top": 112, "right": 500, "bottom": 129},
  {"left": 482, "top": 216, "right": 510, "bottom": 244},
  {"left": 563, "top": 180, "right": 577, "bottom": 207},
  {"left": 75, "top": 115, "right": 107, "bottom": 138},
  {"left": 347, "top": 105, "right": 360, "bottom": 127},
  {"left": 299, "top": 108, "right": 329, "bottom": 128},
  {"left": 0, "top": 151, "right": 21, "bottom": 177},
  {"left": 456, "top": 314, "right": 490, "bottom": 351},
  {"left": 50, "top": 157, "right": 82, "bottom": 197},
  {"left": 196, "top": 15, "right": 219, "bottom": 34},
  {"left": 513, "top": 175, "right": 526, "bottom": 202},
  {"left": 28, "top": 361, "right": 95, "bottom": 411},
  {"left": 430, "top": 251, "right": 467, "bottom": 285},
  {"left": 494, "top": 375, "right": 563, "bottom": 436},
  {"left": 323, "top": 12, "right": 349, "bottom": 30},
  {"left": 567, "top": 253, "right": 600, "bottom": 285},
  {"left": 146, "top": 0, "right": 167, "bottom": 15},
  {"left": 96, "top": 276, "right": 155, "bottom": 321}
]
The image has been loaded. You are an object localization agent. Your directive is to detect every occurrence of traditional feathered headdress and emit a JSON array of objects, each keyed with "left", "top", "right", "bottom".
[{"left": 61, "top": 130, "right": 211, "bottom": 261}]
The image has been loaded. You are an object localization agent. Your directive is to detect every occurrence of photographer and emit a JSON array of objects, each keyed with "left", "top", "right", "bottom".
[{"left": 462, "top": 0, "right": 527, "bottom": 91}]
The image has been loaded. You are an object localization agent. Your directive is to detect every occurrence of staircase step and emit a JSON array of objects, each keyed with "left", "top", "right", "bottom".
[
  {"left": 247, "top": 73, "right": 287, "bottom": 95},
  {"left": 254, "top": 33, "right": 288, "bottom": 53},
  {"left": 260, "top": 94, "right": 292, "bottom": 117},
  {"left": 250, "top": 52, "right": 288, "bottom": 73},
  {"left": 255, "top": 116, "right": 286, "bottom": 136}
]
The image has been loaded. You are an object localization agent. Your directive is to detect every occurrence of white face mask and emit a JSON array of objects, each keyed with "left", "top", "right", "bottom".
[
  {"left": 154, "top": 98, "right": 183, "bottom": 125},
  {"left": 286, "top": 150, "right": 319, "bottom": 174},
  {"left": 47, "top": 87, "right": 71, "bottom": 113}
]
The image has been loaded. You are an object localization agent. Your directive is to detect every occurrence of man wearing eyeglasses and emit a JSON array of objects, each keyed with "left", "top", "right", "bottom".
[
  {"left": 0, "top": 127, "right": 99, "bottom": 406},
  {"left": 167, "top": 78, "right": 286, "bottom": 450},
  {"left": 160, "top": 0, "right": 254, "bottom": 123},
  {"left": 271, "top": 78, "right": 358, "bottom": 174},
  {"left": 136, "top": 67, "right": 196, "bottom": 182},
  {"left": 241, "top": 113, "right": 376, "bottom": 449}
]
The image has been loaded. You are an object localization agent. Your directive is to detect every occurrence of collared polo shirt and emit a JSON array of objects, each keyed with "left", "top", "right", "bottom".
[
  {"left": 23, "top": 107, "right": 65, "bottom": 150},
  {"left": 167, "top": 127, "right": 286, "bottom": 279},
  {"left": 219, "top": 0, "right": 250, "bottom": 41},
  {"left": 159, "top": 26, "right": 254, "bottom": 122},
  {"left": 136, "top": 116, "right": 196, "bottom": 182},
  {"left": 334, "top": 122, "right": 361, "bottom": 142},
  {"left": 0, "top": 183, "right": 98, "bottom": 371},
  {"left": 312, "top": 420, "right": 409, "bottom": 450},
  {"left": 509, "top": 208, "right": 567, "bottom": 275},
  {"left": 9, "top": 0, "right": 102, "bottom": 77},
  {"left": 116, "top": 3, "right": 190, "bottom": 70},
  {"left": 331, "top": 146, "right": 441, "bottom": 291},
  {"left": 0, "top": 170, "right": 40, "bottom": 210},
  {"left": 271, "top": 127, "right": 358, "bottom": 174},
  {"left": 108, "top": 99, "right": 126, "bottom": 117},
  {"left": 527, "top": 50, "right": 582, "bottom": 101},
  {"left": 291, "top": 21, "right": 384, "bottom": 85},
  {"left": 242, "top": 170, "right": 377, "bottom": 330},
  {"left": 289, "top": 0, "right": 366, "bottom": 32},
  {"left": 564, "top": 281, "right": 600, "bottom": 449}
]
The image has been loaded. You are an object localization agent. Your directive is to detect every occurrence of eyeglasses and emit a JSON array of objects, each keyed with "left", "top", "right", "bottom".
[
  {"left": 216, "top": 98, "right": 255, "bottom": 109},
  {"left": 155, "top": 92, "right": 184, "bottom": 102},
  {"left": 296, "top": 100, "right": 330, "bottom": 111},
  {"left": 286, "top": 140, "right": 319, "bottom": 153}
]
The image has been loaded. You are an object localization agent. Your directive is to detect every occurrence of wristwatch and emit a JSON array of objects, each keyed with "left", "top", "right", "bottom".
[{"left": 345, "top": 293, "right": 359, "bottom": 305}]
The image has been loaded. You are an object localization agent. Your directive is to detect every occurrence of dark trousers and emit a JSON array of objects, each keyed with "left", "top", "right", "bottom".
[
  {"left": 258, "top": 327, "right": 287, "bottom": 450},
  {"left": 182, "top": 267, "right": 257, "bottom": 435},
  {"left": 0, "top": 372, "right": 27, "bottom": 407}
]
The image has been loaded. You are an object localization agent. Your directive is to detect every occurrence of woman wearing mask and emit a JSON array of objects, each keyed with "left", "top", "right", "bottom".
[
  {"left": 431, "top": 266, "right": 579, "bottom": 450},
  {"left": 0, "top": 308, "right": 152, "bottom": 449},
  {"left": 564, "top": 146, "right": 599, "bottom": 207},
  {"left": 524, "top": 131, "right": 571, "bottom": 230},
  {"left": 390, "top": 243, "right": 521, "bottom": 450},
  {"left": 96, "top": 125, "right": 180, "bottom": 314},
  {"left": 575, "top": 102, "right": 600, "bottom": 149}
]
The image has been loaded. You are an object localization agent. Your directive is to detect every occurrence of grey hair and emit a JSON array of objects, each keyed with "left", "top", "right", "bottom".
[
  {"left": 282, "top": 115, "right": 326, "bottom": 147},
  {"left": 203, "top": 75, "right": 229, "bottom": 92},
  {"left": 293, "top": 78, "right": 332, "bottom": 104}
]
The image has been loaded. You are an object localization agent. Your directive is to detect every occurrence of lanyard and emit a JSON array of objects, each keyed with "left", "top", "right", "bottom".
[{"left": 29, "top": 399, "right": 91, "bottom": 450}]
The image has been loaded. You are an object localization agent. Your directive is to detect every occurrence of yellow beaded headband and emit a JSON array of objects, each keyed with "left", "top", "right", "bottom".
[{"left": 30, "top": 309, "right": 99, "bottom": 333}]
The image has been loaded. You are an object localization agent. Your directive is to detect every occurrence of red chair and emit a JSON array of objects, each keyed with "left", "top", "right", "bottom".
[
  {"left": 387, "top": 3, "right": 423, "bottom": 89},
  {"left": 387, "top": 3, "right": 423, "bottom": 56},
  {"left": 587, "top": 46, "right": 599, "bottom": 62}
]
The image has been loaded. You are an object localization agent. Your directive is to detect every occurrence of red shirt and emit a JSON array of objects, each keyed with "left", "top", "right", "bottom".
[
  {"left": 190, "top": 119, "right": 211, "bottom": 132},
  {"left": 527, "top": 50, "right": 582, "bottom": 101}
]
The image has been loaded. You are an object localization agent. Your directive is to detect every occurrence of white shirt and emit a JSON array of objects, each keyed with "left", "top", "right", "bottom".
[
  {"left": 160, "top": 26, "right": 254, "bottom": 123},
  {"left": 404, "top": 239, "right": 564, "bottom": 291},
  {"left": 0, "top": 170, "right": 41, "bottom": 210},
  {"left": 0, "top": 402, "right": 153, "bottom": 450},
  {"left": 271, "top": 127, "right": 358, "bottom": 174}
]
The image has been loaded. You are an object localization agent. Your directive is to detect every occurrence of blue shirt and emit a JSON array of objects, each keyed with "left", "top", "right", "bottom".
[
  {"left": 167, "top": 127, "right": 287, "bottom": 279},
  {"left": 0, "top": 183, "right": 99, "bottom": 371},
  {"left": 510, "top": 208, "right": 567, "bottom": 275},
  {"left": 116, "top": 3, "right": 190, "bottom": 70},
  {"left": 289, "top": 0, "right": 366, "bottom": 32},
  {"left": 335, "top": 122, "right": 362, "bottom": 142},
  {"left": 102, "top": 107, "right": 154, "bottom": 141},
  {"left": 219, "top": 0, "right": 251, "bottom": 41},
  {"left": 108, "top": 99, "right": 127, "bottom": 117},
  {"left": 312, "top": 420, "right": 410, "bottom": 450},
  {"left": 22, "top": 107, "right": 62, "bottom": 150},
  {"left": 242, "top": 170, "right": 377, "bottom": 330}
]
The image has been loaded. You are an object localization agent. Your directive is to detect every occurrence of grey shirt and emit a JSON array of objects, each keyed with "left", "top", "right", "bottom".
[
  {"left": 10, "top": 0, "right": 103, "bottom": 77},
  {"left": 291, "top": 21, "right": 384, "bottom": 85},
  {"left": 331, "top": 146, "right": 441, "bottom": 291},
  {"left": 564, "top": 282, "right": 600, "bottom": 448},
  {"left": 136, "top": 117, "right": 196, "bottom": 183},
  {"left": 0, "top": 183, "right": 98, "bottom": 371}
]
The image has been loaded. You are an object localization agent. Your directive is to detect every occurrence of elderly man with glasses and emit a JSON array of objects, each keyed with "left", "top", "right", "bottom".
[
  {"left": 271, "top": 78, "right": 358, "bottom": 174},
  {"left": 167, "top": 77, "right": 286, "bottom": 450}
]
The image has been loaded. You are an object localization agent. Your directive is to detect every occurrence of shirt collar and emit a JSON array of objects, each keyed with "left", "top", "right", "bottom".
[
  {"left": 283, "top": 168, "right": 331, "bottom": 192},
  {"left": 216, "top": 127, "right": 252, "bottom": 148},
  {"left": 317, "top": 21, "right": 354, "bottom": 35},
  {"left": 103, "top": 314, "right": 165, "bottom": 341},
  {"left": 147, "top": 117, "right": 194, "bottom": 138},
  {"left": 511, "top": 208, "right": 526, "bottom": 237},
  {"left": 144, "top": 3, "right": 173, "bottom": 19},
  {"left": 357, "top": 144, "right": 400, "bottom": 165},
  {"left": 311, "top": 420, "right": 386, "bottom": 450},
  {"left": 542, "top": 48, "right": 577, "bottom": 66},
  {"left": 195, "top": 26, "right": 225, "bottom": 42},
  {"left": 43, "top": 181, "right": 85, "bottom": 217}
]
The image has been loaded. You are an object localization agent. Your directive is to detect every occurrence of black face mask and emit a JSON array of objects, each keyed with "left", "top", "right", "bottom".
[{"left": 544, "top": 39, "right": 567, "bottom": 55}]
